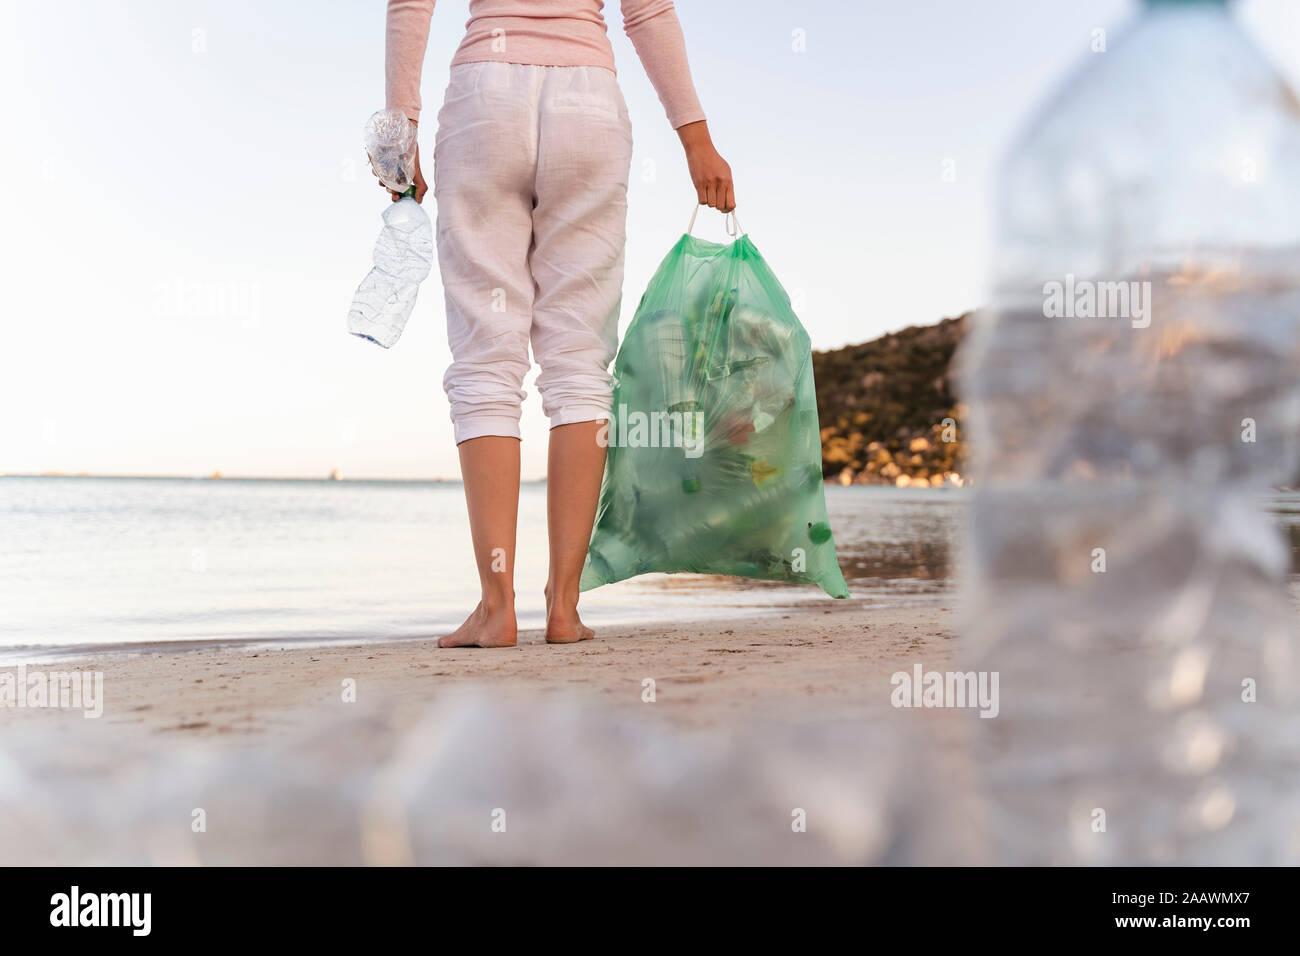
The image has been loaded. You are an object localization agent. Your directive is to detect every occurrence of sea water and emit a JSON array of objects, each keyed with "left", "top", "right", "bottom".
[{"left": 0, "top": 478, "right": 970, "bottom": 654}]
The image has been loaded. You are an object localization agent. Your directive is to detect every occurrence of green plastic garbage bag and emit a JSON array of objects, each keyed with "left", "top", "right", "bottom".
[{"left": 580, "top": 212, "right": 849, "bottom": 599}]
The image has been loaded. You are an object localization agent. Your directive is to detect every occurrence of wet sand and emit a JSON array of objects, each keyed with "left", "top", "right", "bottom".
[{"left": 3, "top": 602, "right": 955, "bottom": 739}]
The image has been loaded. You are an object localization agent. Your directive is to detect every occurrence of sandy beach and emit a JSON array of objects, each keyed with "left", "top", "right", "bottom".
[
  {"left": 9, "top": 587, "right": 1295, "bottom": 865},
  {"left": 5, "top": 601, "right": 954, "bottom": 737},
  {"left": 0, "top": 601, "right": 981, "bottom": 866}
]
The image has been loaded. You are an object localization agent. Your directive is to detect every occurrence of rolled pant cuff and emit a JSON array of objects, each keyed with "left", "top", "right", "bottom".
[
  {"left": 549, "top": 405, "right": 612, "bottom": 429},
  {"left": 454, "top": 416, "right": 523, "bottom": 443}
]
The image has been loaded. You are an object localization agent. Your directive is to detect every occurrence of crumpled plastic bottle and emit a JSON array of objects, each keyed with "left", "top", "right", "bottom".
[
  {"left": 959, "top": 0, "right": 1300, "bottom": 864},
  {"left": 348, "top": 108, "right": 434, "bottom": 348}
]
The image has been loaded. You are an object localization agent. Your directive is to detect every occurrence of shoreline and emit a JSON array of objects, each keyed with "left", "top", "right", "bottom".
[
  {"left": 1, "top": 602, "right": 956, "bottom": 738},
  {"left": 0, "top": 590, "right": 954, "bottom": 666}
]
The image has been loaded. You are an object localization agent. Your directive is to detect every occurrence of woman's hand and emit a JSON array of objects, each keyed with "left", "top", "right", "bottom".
[
  {"left": 387, "top": 143, "right": 428, "bottom": 203},
  {"left": 677, "top": 120, "right": 735, "bottom": 213},
  {"left": 379, "top": 122, "right": 429, "bottom": 204}
]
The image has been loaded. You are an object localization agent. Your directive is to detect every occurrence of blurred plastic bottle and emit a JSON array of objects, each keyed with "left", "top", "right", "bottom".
[
  {"left": 348, "top": 109, "right": 434, "bottom": 348},
  {"left": 960, "top": 0, "right": 1300, "bottom": 864}
]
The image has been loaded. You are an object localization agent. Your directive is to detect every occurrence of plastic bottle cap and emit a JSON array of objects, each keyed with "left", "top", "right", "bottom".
[{"left": 682, "top": 477, "right": 701, "bottom": 494}]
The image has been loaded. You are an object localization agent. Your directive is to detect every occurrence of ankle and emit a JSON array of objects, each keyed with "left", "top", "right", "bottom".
[
  {"left": 545, "top": 585, "right": 580, "bottom": 617},
  {"left": 480, "top": 591, "right": 515, "bottom": 615}
]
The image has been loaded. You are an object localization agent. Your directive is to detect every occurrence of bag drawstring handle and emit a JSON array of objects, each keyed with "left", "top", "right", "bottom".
[{"left": 686, "top": 203, "right": 744, "bottom": 239}]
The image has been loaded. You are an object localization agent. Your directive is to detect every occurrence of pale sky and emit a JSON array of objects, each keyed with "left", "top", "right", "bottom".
[{"left": 3, "top": 0, "right": 1299, "bottom": 480}]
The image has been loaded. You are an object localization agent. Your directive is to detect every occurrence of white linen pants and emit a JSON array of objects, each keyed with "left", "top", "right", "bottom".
[{"left": 432, "top": 62, "right": 634, "bottom": 443}]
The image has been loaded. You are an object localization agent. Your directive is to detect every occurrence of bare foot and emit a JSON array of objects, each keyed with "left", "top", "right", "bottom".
[
  {"left": 438, "top": 601, "right": 517, "bottom": 648},
  {"left": 543, "top": 582, "right": 595, "bottom": 642},
  {"left": 545, "top": 611, "right": 595, "bottom": 644},
  {"left": 544, "top": 589, "right": 594, "bottom": 644}
]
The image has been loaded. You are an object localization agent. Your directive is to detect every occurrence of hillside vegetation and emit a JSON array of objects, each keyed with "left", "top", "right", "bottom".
[{"left": 812, "top": 314, "right": 969, "bottom": 487}]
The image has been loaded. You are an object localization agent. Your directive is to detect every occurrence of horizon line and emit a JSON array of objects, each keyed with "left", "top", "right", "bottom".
[{"left": 0, "top": 472, "right": 538, "bottom": 484}]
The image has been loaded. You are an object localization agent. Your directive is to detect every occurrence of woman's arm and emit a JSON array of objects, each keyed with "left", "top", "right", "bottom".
[
  {"left": 675, "top": 120, "right": 734, "bottom": 215},
  {"left": 622, "top": 0, "right": 735, "bottom": 212},
  {"left": 387, "top": 0, "right": 436, "bottom": 123},
  {"left": 383, "top": 0, "right": 434, "bottom": 201}
]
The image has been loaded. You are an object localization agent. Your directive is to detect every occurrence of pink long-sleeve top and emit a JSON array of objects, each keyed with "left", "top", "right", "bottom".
[{"left": 386, "top": 0, "right": 707, "bottom": 129}]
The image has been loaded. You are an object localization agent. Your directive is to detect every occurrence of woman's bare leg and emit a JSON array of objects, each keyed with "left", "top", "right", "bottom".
[
  {"left": 544, "top": 420, "right": 606, "bottom": 643},
  {"left": 438, "top": 436, "right": 520, "bottom": 648}
]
